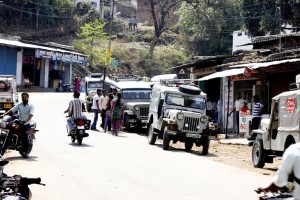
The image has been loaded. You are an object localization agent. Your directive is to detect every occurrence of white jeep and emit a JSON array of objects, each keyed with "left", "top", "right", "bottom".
[
  {"left": 252, "top": 75, "right": 300, "bottom": 168},
  {"left": 147, "top": 84, "right": 210, "bottom": 155}
]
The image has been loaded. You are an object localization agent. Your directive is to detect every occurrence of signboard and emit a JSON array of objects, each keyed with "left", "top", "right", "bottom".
[
  {"left": 35, "top": 49, "right": 87, "bottom": 64},
  {"left": 239, "top": 110, "right": 251, "bottom": 137},
  {"left": 179, "top": 68, "right": 185, "bottom": 75},
  {"left": 286, "top": 97, "right": 296, "bottom": 113}
]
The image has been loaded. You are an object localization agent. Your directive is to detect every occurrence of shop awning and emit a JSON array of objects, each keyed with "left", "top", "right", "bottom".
[
  {"left": 198, "top": 68, "right": 245, "bottom": 81},
  {"left": 229, "top": 58, "right": 300, "bottom": 69}
]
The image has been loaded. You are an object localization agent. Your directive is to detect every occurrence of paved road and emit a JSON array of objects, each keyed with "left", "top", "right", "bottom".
[{"left": 2, "top": 92, "right": 272, "bottom": 200}]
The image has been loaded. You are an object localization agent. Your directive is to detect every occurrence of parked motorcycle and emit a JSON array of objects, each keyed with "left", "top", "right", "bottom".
[
  {"left": 0, "top": 160, "right": 45, "bottom": 200},
  {"left": 56, "top": 80, "right": 73, "bottom": 92},
  {"left": 0, "top": 115, "right": 38, "bottom": 158},
  {"left": 66, "top": 117, "right": 90, "bottom": 145}
]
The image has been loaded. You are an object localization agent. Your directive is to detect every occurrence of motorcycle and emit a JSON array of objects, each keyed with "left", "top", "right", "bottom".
[
  {"left": 0, "top": 160, "right": 45, "bottom": 200},
  {"left": 255, "top": 187, "right": 294, "bottom": 200},
  {"left": 56, "top": 80, "right": 73, "bottom": 92},
  {"left": 0, "top": 115, "right": 38, "bottom": 158},
  {"left": 66, "top": 117, "right": 90, "bottom": 145}
]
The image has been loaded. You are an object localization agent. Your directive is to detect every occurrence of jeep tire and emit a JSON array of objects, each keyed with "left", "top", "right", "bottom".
[
  {"left": 201, "top": 137, "right": 210, "bottom": 155},
  {"left": 163, "top": 127, "right": 170, "bottom": 150},
  {"left": 178, "top": 85, "right": 201, "bottom": 95},
  {"left": 185, "top": 140, "right": 193, "bottom": 151},
  {"left": 124, "top": 115, "right": 131, "bottom": 132},
  {"left": 148, "top": 124, "right": 157, "bottom": 145}
]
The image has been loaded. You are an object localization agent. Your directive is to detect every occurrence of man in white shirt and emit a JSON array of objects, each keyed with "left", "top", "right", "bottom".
[
  {"left": 3, "top": 92, "right": 34, "bottom": 156},
  {"left": 91, "top": 89, "right": 101, "bottom": 131},
  {"left": 99, "top": 89, "right": 108, "bottom": 130},
  {"left": 258, "top": 143, "right": 300, "bottom": 200},
  {"left": 229, "top": 92, "right": 245, "bottom": 135}
]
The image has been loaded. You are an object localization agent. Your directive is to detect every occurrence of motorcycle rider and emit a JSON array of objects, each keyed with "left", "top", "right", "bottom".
[
  {"left": 65, "top": 91, "right": 87, "bottom": 134},
  {"left": 257, "top": 142, "right": 300, "bottom": 200},
  {"left": 3, "top": 92, "right": 34, "bottom": 157}
]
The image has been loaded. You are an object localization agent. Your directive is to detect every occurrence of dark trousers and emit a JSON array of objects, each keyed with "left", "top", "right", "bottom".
[
  {"left": 100, "top": 109, "right": 106, "bottom": 129},
  {"left": 20, "top": 124, "right": 30, "bottom": 153},
  {"left": 250, "top": 117, "right": 261, "bottom": 138},
  {"left": 235, "top": 111, "right": 240, "bottom": 134},
  {"left": 91, "top": 109, "right": 99, "bottom": 130}
]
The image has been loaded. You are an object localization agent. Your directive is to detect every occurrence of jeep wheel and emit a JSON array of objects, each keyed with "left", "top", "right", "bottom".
[
  {"left": 185, "top": 141, "right": 193, "bottom": 151},
  {"left": 124, "top": 115, "right": 131, "bottom": 132},
  {"left": 148, "top": 124, "right": 157, "bottom": 145},
  {"left": 163, "top": 127, "right": 170, "bottom": 150},
  {"left": 252, "top": 139, "right": 265, "bottom": 168},
  {"left": 201, "top": 137, "right": 210, "bottom": 155},
  {"left": 178, "top": 85, "right": 201, "bottom": 95}
]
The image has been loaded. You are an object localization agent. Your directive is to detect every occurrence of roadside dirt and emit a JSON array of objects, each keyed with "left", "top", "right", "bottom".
[{"left": 157, "top": 138, "right": 281, "bottom": 177}]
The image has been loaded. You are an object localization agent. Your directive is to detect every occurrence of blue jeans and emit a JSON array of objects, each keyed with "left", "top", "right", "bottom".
[
  {"left": 67, "top": 115, "right": 87, "bottom": 131},
  {"left": 91, "top": 109, "right": 99, "bottom": 129}
]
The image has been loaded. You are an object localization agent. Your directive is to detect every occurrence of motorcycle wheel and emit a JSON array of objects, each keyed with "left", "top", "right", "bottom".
[
  {"left": 77, "top": 133, "right": 83, "bottom": 145},
  {"left": 19, "top": 142, "right": 33, "bottom": 158},
  {"left": 71, "top": 135, "right": 76, "bottom": 143}
]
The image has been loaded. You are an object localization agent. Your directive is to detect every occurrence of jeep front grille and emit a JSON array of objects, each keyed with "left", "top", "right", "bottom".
[
  {"left": 183, "top": 117, "right": 200, "bottom": 132},
  {"left": 140, "top": 107, "right": 149, "bottom": 117}
]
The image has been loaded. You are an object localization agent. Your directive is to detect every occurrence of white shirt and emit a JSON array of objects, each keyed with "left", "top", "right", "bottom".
[
  {"left": 234, "top": 98, "right": 245, "bottom": 111},
  {"left": 273, "top": 143, "right": 300, "bottom": 200},
  {"left": 99, "top": 95, "right": 108, "bottom": 110},
  {"left": 91, "top": 95, "right": 100, "bottom": 110},
  {"left": 11, "top": 102, "right": 34, "bottom": 125}
]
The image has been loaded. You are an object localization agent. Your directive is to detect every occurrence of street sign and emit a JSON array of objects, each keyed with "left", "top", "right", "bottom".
[
  {"left": 105, "top": 49, "right": 112, "bottom": 65},
  {"left": 110, "top": 58, "right": 119, "bottom": 67},
  {"left": 179, "top": 68, "right": 185, "bottom": 75}
]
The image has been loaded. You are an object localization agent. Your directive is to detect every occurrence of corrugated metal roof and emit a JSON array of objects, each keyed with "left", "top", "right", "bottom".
[{"left": 0, "top": 38, "right": 86, "bottom": 56}]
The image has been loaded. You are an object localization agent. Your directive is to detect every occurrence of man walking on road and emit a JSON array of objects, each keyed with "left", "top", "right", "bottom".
[
  {"left": 99, "top": 89, "right": 108, "bottom": 130},
  {"left": 91, "top": 89, "right": 101, "bottom": 131}
]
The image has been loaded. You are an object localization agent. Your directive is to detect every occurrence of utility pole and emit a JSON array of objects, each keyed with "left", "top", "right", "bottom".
[
  {"left": 277, "top": 7, "right": 282, "bottom": 52},
  {"left": 103, "top": 0, "right": 115, "bottom": 87}
]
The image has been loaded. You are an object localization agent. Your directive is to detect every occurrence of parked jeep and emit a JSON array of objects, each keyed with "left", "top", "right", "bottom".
[
  {"left": 252, "top": 75, "right": 300, "bottom": 168},
  {"left": 147, "top": 84, "right": 210, "bottom": 155},
  {"left": 83, "top": 76, "right": 118, "bottom": 112},
  {"left": 0, "top": 75, "right": 18, "bottom": 112},
  {"left": 114, "top": 81, "right": 151, "bottom": 131}
]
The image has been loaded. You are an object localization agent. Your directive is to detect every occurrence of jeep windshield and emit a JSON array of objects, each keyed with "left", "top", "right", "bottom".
[
  {"left": 122, "top": 89, "right": 151, "bottom": 100},
  {"left": 87, "top": 81, "right": 103, "bottom": 89},
  {"left": 165, "top": 93, "right": 206, "bottom": 110}
]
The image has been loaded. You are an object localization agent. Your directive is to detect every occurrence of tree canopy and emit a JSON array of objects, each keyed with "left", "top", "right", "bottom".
[
  {"left": 242, "top": 0, "right": 300, "bottom": 37},
  {"left": 176, "top": 0, "right": 242, "bottom": 56}
]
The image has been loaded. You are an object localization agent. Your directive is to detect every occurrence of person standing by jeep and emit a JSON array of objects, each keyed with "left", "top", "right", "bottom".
[
  {"left": 99, "top": 89, "right": 108, "bottom": 130},
  {"left": 248, "top": 95, "right": 263, "bottom": 140},
  {"left": 111, "top": 93, "right": 124, "bottom": 136},
  {"left": 91, "top": 89, "right": 101, "bottom": 131}
]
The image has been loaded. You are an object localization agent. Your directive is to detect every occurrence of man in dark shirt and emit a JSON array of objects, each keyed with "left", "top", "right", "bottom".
[{"left": 248, "top": 95, "right": 263, "bottom": 140}]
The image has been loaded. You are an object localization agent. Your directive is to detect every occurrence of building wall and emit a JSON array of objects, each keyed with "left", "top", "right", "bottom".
[
  {"left": 0, "top": 46, "right": 17, "bottom": 75},
  {"left": 232, "top": 30, "right": 253, "bottom": 53}
]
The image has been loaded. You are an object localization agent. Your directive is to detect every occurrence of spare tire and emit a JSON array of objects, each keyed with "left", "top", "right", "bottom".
[{"left": 178, "top": 85, "right": 201, "bottom": 95}]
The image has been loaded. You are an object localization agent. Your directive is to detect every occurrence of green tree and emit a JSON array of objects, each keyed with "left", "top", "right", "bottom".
[
  {"left": 177, "top": 0, "right": 242, "bottom": 55},
  {"left": 74, "top": 19, "right": 108, "bottom": 67},
  {"left": 242, "top": 0, "right": 300, "bottom": 37}
]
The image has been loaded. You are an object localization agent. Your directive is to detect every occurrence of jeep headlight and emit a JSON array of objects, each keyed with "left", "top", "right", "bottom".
[
  {"left": 134, "top": 106, "right": 139, "bottom": 111},
  {"left": 200, "top": 116, "right": 208, "bottom": 124},
  {"left": 177, "top": 113, "right": 184, "bottom": 120}
]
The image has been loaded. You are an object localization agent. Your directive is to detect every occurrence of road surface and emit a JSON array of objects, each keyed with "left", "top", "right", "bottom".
[{"left": 2, "top": 92, "right": 272, "bottom": 200}]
